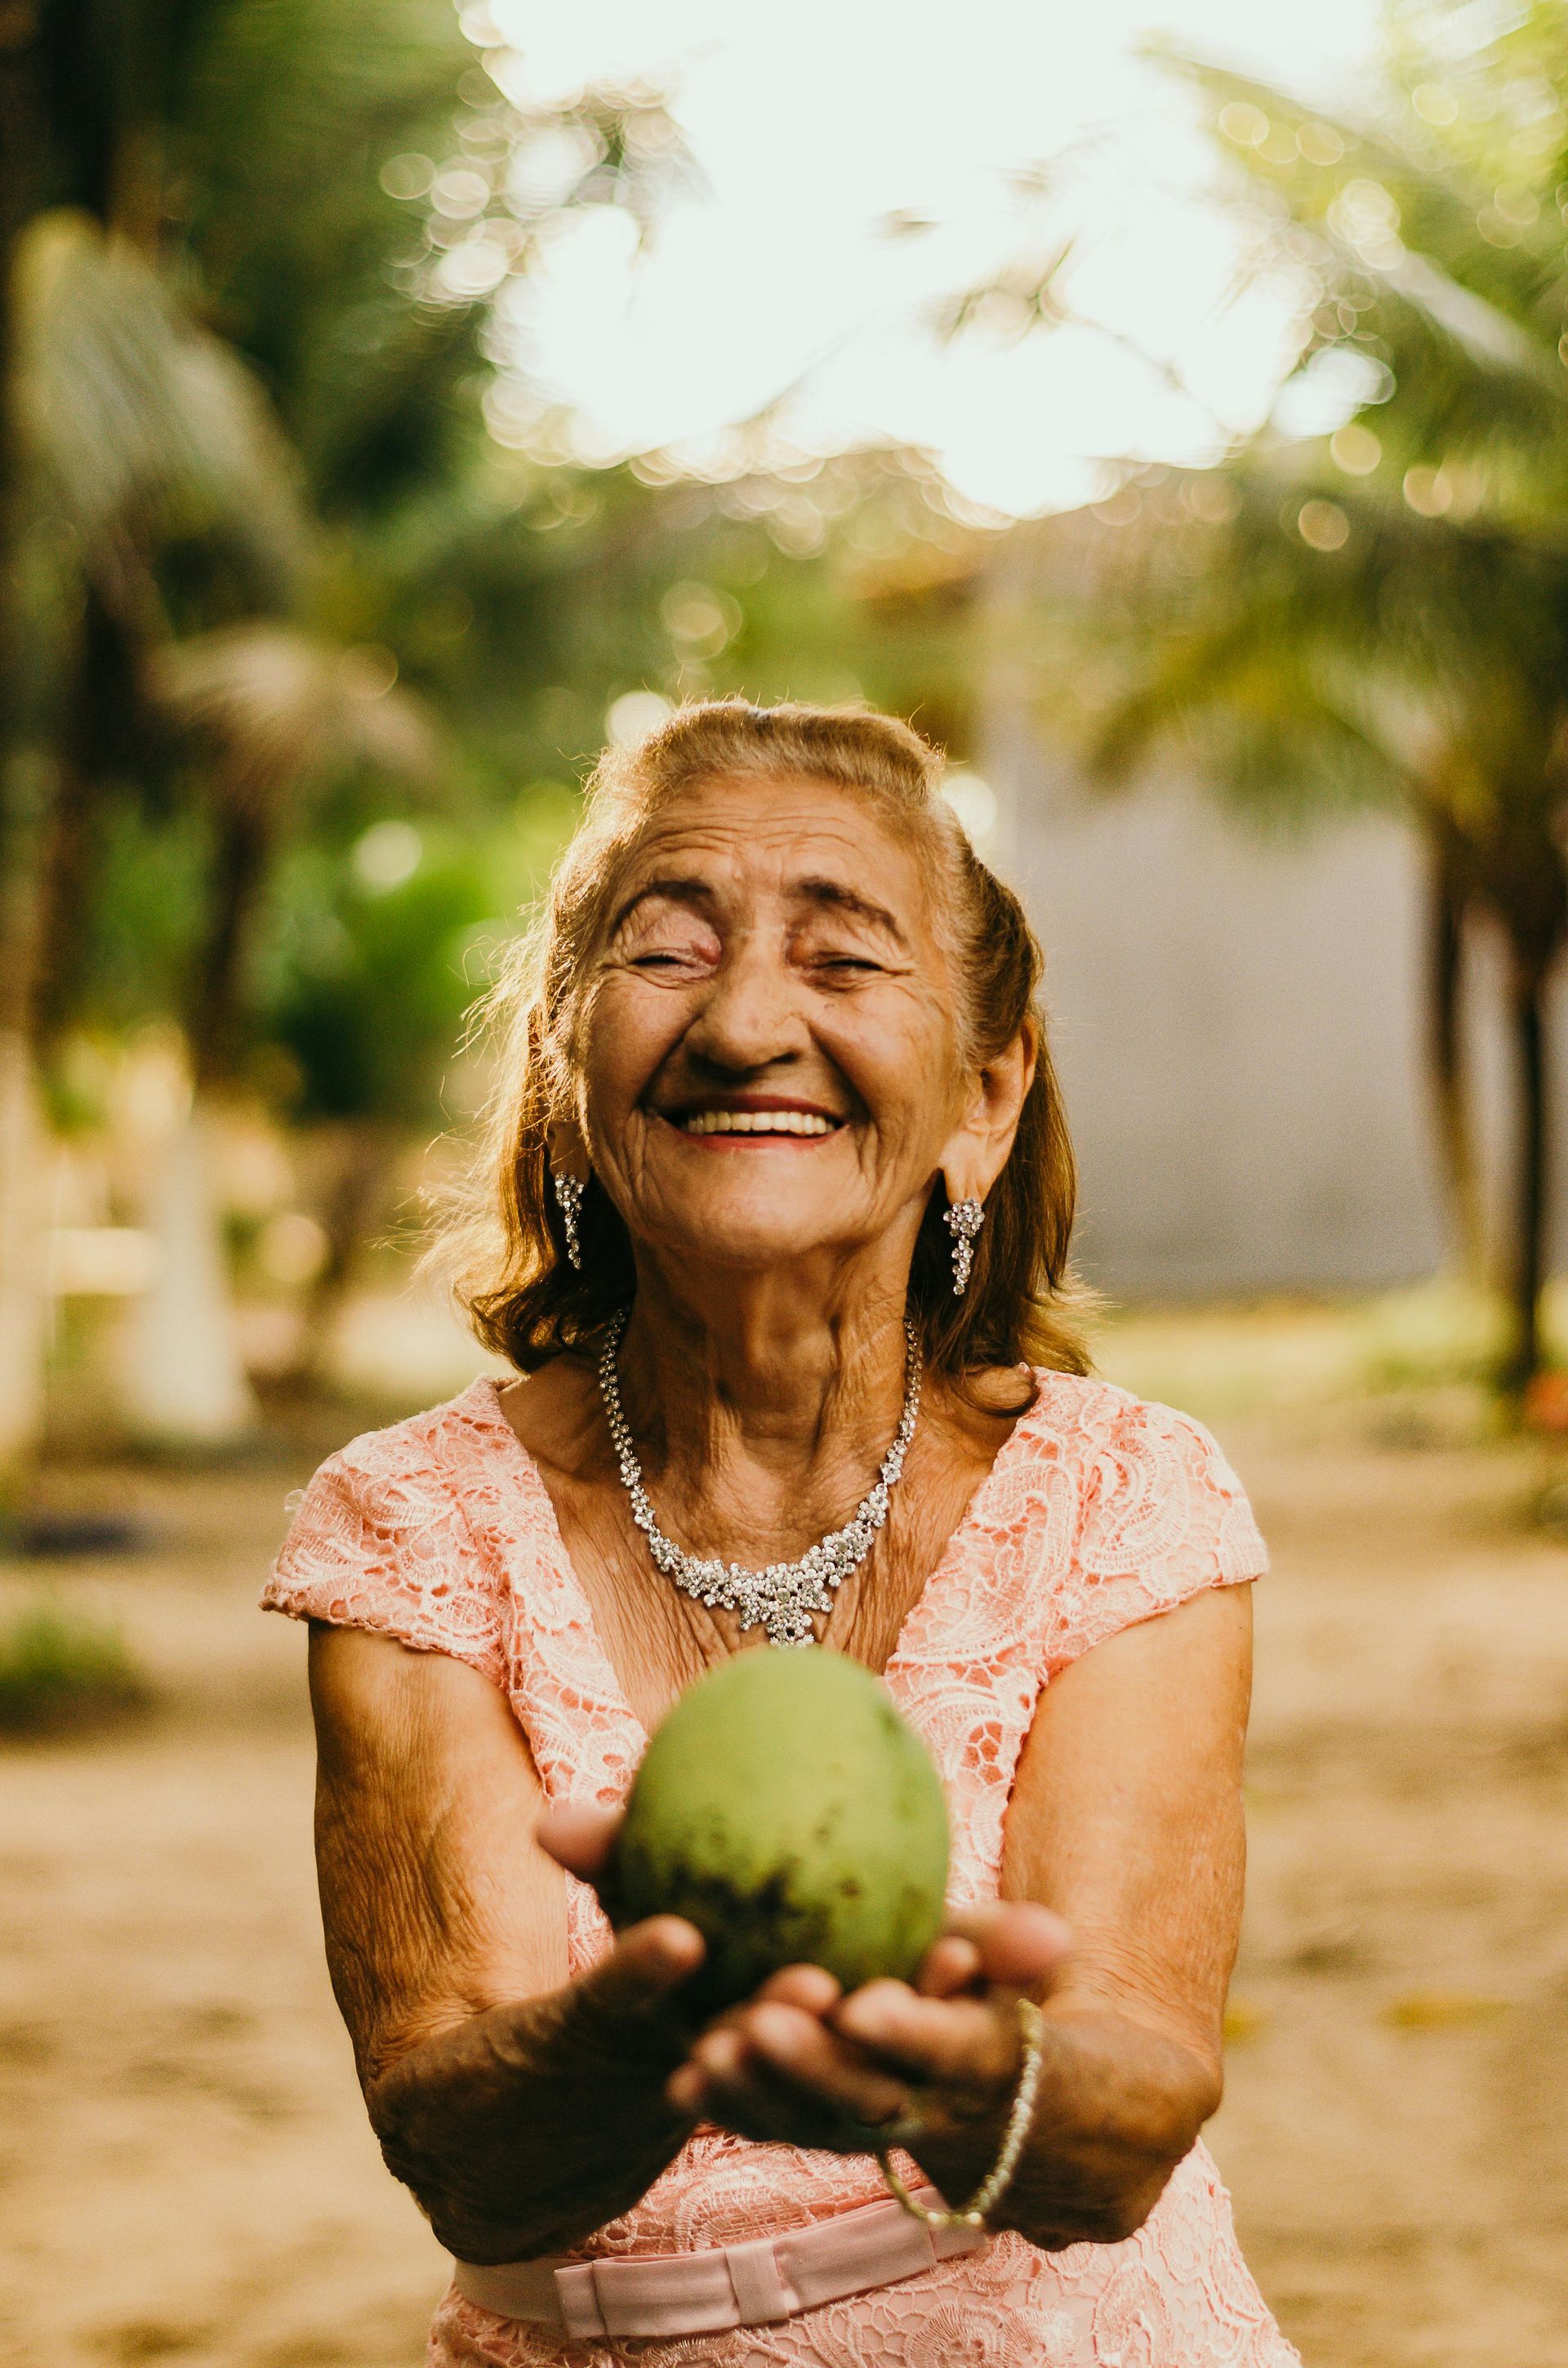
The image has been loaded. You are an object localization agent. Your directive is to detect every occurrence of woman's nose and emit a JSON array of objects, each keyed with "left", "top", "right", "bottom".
[{"left": 683, "top": 938, "right": 808, "bottom": 1073}]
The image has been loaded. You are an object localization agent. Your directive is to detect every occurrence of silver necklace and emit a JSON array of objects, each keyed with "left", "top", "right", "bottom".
[{"left": 596, "top": 1309, "right": 923, "bottom": 1648}]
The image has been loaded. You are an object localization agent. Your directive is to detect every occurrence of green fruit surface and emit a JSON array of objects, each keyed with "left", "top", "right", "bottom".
[{"left": 612, "top": 1648, "right": 950, "bottom": 2012}]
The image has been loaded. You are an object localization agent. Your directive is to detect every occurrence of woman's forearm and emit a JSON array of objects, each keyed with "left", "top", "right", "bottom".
[
  {"left": 367, "top": 1977, "right": 697, "bottom": 2263},
  {"left": 908, "top": 2003, "right": 1221, "bottom": 2251}
]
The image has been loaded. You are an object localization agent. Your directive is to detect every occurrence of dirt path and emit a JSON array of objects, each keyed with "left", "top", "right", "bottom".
[{"left": 3, "top": 1374, "right": 1566, "bottom": 2366}]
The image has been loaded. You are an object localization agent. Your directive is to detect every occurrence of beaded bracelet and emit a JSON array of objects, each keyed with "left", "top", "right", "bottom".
[{"left": 876, "top": 1996, "right": 1045, "bottom": 2231}]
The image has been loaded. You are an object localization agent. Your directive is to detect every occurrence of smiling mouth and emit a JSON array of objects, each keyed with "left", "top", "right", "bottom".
[{"left": 663, "top": 1107, "right": 844, "bottom": 1139}]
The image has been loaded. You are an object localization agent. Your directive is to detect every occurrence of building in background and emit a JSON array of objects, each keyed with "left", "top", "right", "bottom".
[{"left": 977, "top": 531, "right": 1564, "bottom": 1301}]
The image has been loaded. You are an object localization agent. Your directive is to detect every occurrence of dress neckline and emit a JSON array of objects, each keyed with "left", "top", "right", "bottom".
[{"left": 466, "top": 1367, "right": 1051, "bottom": 1749}]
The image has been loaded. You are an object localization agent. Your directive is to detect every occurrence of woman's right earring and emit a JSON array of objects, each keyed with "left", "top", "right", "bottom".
[
  {"left": 552, "top": 1171, "right": 585, "bottom": 1269},
  {"left": 945, "top": 1197, "right": 984, "bottom": 1295}
]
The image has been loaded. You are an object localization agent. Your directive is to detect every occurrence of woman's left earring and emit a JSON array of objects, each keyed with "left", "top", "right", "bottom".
[
  {"left": 552, "top": 1171, "right": 585, "bottom": 1269},
  {"left": 945, "top": 1197, "right": 984, "bottom": 1295}
]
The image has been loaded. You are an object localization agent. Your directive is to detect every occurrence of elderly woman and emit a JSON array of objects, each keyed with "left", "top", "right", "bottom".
[{"left": 265, "top": 701, "right": 1296, "bottom": 2368}]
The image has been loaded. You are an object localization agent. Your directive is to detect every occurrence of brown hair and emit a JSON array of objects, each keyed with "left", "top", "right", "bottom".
[{"left": 445, "top": 699, "right": 1089, "bottom": 1381}]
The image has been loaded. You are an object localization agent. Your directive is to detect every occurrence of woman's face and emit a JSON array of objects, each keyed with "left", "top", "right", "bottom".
[{"left": 574, "top": 775, "right": 987, "bottom": 1278}]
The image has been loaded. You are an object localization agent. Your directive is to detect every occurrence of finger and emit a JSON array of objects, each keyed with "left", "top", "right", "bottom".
[
  {"left": 831, "top": 1986, "right": 1019, "bottom": 2089},
  {"left": 733, "top": 2002, "right": 913, "bottom": 2128},
  {"left": 567, "top": 1915, "right": 706, "bottom": 2038},
  {"left": 536, "top": 1802, "right": 623, "bottom": 1882},
  {"left": 695, "top": 1963, "right": 840, "bottom": 2054},
  {"left": 753, "top": 1964, "right": 842, "bottom": 2014},
  {"left": 917, "top": 1935, "right": 982, "bottom": 1998},
  {"left": 946, "top": 1901, "right": 1072, "bottom": 1989},
  {"left": 687, "top": 2022, "right": 749, "bottom": 2087},
  {"left": 667, "top": 2026, "right": 782, "bottom": 2128},
  {"left": 666, "top": 2060, "right": 710, "bottom": 2116},
  {"left": 666, "top": 2051, "right": 828, "bottom": 2146},
  {"left": 668, "top": 2019, "right": 909, "bottom": 2148}
]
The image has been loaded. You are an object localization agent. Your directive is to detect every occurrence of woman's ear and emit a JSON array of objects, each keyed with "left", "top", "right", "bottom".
[{"left": 940, "top": 1021, "right": 1037, "bottom": 1206}]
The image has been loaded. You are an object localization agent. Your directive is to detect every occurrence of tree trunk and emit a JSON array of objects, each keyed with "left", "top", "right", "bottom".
[
  {"left": 29, "top": 585, "right": 124, "bottom": 1044},
  {"left": 114, "top": 799, "right": 274, "bottom": 1446},
  {"left": 191, "top": 804, "right": 273, "bottom": 1094},
  {"left": 0, "top": 7, "right": 55, "bottom": 1480},
  {"left": 1500, "top": 956, "right": 1551, "bottom": 1397},
  {"left": 0, "top": 1031, "right": 49, "bottom": 1477},
  {"left": 1423, "top": 841, "right": 1486, "bottom": 1281},
  {"left": 118, "top": 1092, "right": 256, "bottom": 1449},
  {"left": 113, "top": 772, "right": 276, "bottom": 1452}
]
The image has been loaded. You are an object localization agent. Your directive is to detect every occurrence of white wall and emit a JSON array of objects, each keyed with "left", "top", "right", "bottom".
[{"left": 987, "top": 722, "right": 1449, "bottom": 1296}]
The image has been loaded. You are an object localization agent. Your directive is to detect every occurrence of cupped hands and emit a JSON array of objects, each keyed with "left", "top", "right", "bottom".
[{"left": 537, "top": 1800, "right": 1071, "bottom": 2158}]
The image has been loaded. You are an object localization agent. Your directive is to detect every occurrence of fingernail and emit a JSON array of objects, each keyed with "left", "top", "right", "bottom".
[
  {"left": 835, "top": 1998, "right": 880, "bottom": 2039},
  {"left": 698, "top": 2031, "right": 742, "bottom": 2076},
  {"left": 749, "top": 2005, "right": 795, "bottom": 2047}
]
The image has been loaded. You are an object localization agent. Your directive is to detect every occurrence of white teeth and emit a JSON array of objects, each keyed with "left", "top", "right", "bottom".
[{"left": 677, "top": 1109, "right": 837, "bottom": 1136}]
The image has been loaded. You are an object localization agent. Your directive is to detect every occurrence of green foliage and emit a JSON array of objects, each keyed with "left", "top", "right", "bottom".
[
  {"left": 5, "top": 0, "right": 715, "bottom": 1070},
  {"left": 170, "top": 0, "right": 693, "bottom": 522},
  {"left": 69, "top": 795, "right": 215, "bottom": 1031},
  {"left": 256, "top": 793, "right": 575, "bottom": 1125},
  {"left": 1113, "top": 28, "right": 1568, "bottom": 963},
  {"left": 172, "top": 0, "right": 484, "bottom": 515},
  {"left": 0, "top": 1596, "right": 149, "bottom": 1734},
  {"left": 13, "top": 208, "right": 311, "bottom": 607},
  {"left": 1065, "top": 9, "right": 1568, "bottom": 1384},
  {"left": 6, "top": 0, "right": 990, "bottom": 1226}
]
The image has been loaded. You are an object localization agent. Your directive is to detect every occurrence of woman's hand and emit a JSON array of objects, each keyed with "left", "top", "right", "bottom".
[
  {"left": 532, "top": 1800, "right": 708, "bottom": 2068},
  {"left": 661, "top": 1904, "right": 1071, "bottom": 2156},
  {"left": 538, "top": 1803, "right": 1071, "bottom": 2157}
]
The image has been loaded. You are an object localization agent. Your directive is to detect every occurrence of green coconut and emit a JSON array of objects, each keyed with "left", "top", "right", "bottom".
[{"left": 611, "top": 1648, "right": 950, "bottom": 2013}]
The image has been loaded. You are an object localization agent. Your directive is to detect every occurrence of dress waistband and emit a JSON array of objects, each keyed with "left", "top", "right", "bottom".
[{"left": 453, "top": 2186, "right": 987, "bottom": 2341}]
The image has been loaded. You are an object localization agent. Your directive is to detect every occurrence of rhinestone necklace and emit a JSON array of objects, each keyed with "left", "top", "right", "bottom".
[{"left": 595, "top": 1307, "right": 923, "bottom": 1648}]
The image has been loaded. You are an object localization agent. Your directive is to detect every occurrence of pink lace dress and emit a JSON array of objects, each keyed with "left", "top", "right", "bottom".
[{"left": 265, "top": 1370, "right": 1299, "bottom": 2368}]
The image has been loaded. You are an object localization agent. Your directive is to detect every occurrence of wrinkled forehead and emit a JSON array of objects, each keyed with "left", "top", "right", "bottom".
[{"left": 598, "top": 772, "right": 944, "bottom": 944}]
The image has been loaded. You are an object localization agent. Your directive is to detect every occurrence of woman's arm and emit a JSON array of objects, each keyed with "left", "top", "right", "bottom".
[
  {"left": 912, "top": 1576, "right": 1248, "bottom": 2243},
  {"left": 308, "top": 1624, "right": 702, "bottom": 2263},
  {"left": 670, "top": 1582, "right": 1252, "bottom": 2250}
]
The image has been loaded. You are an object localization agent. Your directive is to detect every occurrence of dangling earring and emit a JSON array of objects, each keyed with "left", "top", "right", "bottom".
[
  {"left": 944, "top": 1197, "right": 984, "bottom": 1296},
  {"left": 552, "top": 1171, "right": 585, "bottom": 1270}
]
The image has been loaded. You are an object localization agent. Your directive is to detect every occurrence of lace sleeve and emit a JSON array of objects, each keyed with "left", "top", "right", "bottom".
[
  {"left": 1047, "top": 1394, "right": 1267, "bottom": 1674},
  {"left": 261, "top": 1423, "right": 507, "bottom": 1686}
]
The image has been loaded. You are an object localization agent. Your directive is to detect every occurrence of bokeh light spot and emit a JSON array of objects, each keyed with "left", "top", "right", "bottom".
[
  {"left": 1219, "top": 102, "right": 1270, "bottom": 148},
  {"left": 380, "top": 152, "right": 434, "bottom": 201},
  {"left": 1402, "top": 466, "right": 1452, "bottom": 517},
  {"left": 940, "top": 771, "right": 1000, "bottom": 850},
  {"left": 1297, "top": 498, "right": 1349, "bottom": 551},
  {"left": 1330, "top": 422, "right": 1381, "bottom": 475},
  {"left": 256, "top": 1211, "right": 330, "bottom": 1287},
  {"left": 1411, "top": 82, "right": 1459, "bottom": 126},
  {"left": 352, "top": 821, "right": 423, "bottom": 892},
  {"left": 1297, "top": 123, "right": 1345, "bottom": 166},
  {"left": 607, "top": 690, "right": 674, "bottom": 746}
]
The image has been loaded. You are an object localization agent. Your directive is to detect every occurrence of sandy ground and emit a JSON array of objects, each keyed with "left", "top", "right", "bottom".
[{"left": 4, "top": 1329, "right": 1568, "bottom": 2368}]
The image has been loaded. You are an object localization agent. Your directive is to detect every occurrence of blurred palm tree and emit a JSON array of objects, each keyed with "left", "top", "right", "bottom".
[
  {"left": 1076, "top": 466, "right": 1567, "bottom": 1384},
  {"left": 997, "top": 6, "right": 1568, "bottom": 1391},
  {"left": 1, "top": 3, "right": 321, "bottom": 1458},
  {"left": 1181, "top": 11, "right": 1568, "bottom": 1389},
  {"left": 0, "top": 0, "right": 692, "bottom": 1456}
]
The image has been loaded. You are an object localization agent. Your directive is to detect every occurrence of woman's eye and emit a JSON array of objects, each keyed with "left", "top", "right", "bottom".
[{"left": 626, "top": 936, "right": 718, "bottom": 973}]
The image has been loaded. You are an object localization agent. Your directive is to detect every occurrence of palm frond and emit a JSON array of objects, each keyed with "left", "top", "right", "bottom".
[
  {"left": 929, "top": 243, "right": 1076, "bottom": 343},
  {"left": 1156, "top": 54, "right": 1568, "bottom": 481},
  {"left": 11, "top": 211, "right": 312, "bottom": 604},
  {"left": 1160, "top": 55, "right": 1568, "bottom": 334},
  {"left": 147, "top": 623, "right": 439, "bottom": 815}
]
